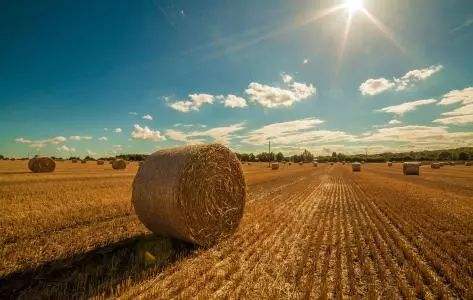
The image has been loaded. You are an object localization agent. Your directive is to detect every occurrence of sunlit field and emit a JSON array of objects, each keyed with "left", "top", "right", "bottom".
[{"left": 1, "top": 160, "right": 472, "bottom": 298}]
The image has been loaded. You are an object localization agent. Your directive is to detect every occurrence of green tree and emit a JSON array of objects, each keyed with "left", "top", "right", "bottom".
[
  {"left": 276, "top": 152, "right": 284, "bottom": 162},
  {"left": 459, "top": 152, "right": 470, "bottom": 161},
  {"left": 438, "top": 151, "right": 451, "bottom": 161}
]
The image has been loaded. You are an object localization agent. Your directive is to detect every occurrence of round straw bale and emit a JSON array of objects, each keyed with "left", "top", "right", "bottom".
[
  {"left": 313, "top": 162, "right": 318, "bottom": 167},
  {"left": 387, "top": 162, "right": 393, "bottom": 167},
  {"left": 132, "top": 144, "right": 246, "bottom": 247},
  {"left": 330, "top": 162, "right": 334, "bottom": 165},
  {"left": 112, "top": 159, "right": 126, "bottom": 170},
  {"left": 431, "top": 162, "right": 441, "bottom": 169},
  {"left": 10, "top": 158, "right": 16, "bottom": 161},
  {"left": 71, "top": 159, "right": 78, "bottom": 163},
  {"left": 97, "top": 160, "right": 105, "bottom": 165},
  {"left": 352, "top": 162, "right": 361, "bottom": 172},
  {"left": 465, "top": 161, "right": 471, "bottom": 166},
  {"left": 299, "top": 162, "right": 303, "bottom": 166},
  {"left": 81, "top": 160, "right": 86, "bottom": 164},
  {"left": 288, "top": 162, "right": 292, "bottom": 166},
  {"left": 271, "top": 162, "right": 279, "bottom": 170},
  {"left": 403, "top": 162, "right": 420, "bottom": 175},
  {"left": 28, "top": 157, "right": 55, "bottom": 173}
]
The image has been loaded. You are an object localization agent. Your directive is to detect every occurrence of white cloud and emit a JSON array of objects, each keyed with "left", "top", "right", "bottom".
[
  {"left": 245, "top": 75, "right": 316, "bottom": 108},
  {"left": 114, "top": 128, "right": 122, "bottom": 133},
  {"left": 98, "top": 136, "right": 108, "bottom": 141},
  {"left": 303, "top": 58, "right": 309, "bottom": 64},
  {"left": 129, "top": 112, "right": 138, "bottom": 115},
  {"left": 104, "top": 128, "right": 108, "bottom": 131},
  {"left": 281, "top": 73, "right": 293, "bottom": 83},
  {"left": 142, "top": 114, "right": 153, "bottom": 120},
  {"left": 165, "top": 123, "right": 245, "bottom": 145},
  {"left": 217, "top": 94, "right": 248, "bottom": 108},
  {"left": 15, "top": 136, "right": 67, "bottom": 148},
  {"left": 131, "top": 124, "right": 166, "bottom": 142},
  {"left": 434, "top": 87, "right": 473, "bottom": 125},
  {"left": 388, "top": 119, "right": 402, "bottom": 125},
  {"left": 242, "top": 117, "right": 353, "bottom": 146},
  {"left": 113, "top": 145, "right": 123, "bottom": 153},
  {"left": 437, "top": 87, "right": 473, "bottom": 106},
  {"left": 168, "top": 93, "right": 214, "bottom": 112},
  {"left": 451, "top": 16, "right": 473, "bottom": 32},
  {"left": 57, "top": 145, "right": 76, "bottom": 152},
  {"left": 359, "top": 65, "right": 443, "bottom": 96},
  {"left": 433, "top": 114, "right": 473, "bottom": 125},
  {"left": 394, "top": 65, "right": 443, "bottom": 91},
  {"left": 377, "top": 99, "right": 437, "bottom": 116},
  {"left": 359, "top": 78, "right": 395, "bottom": 96},
  {"left": 69, "top": 135, "right": 92, "bottom": 141},
  {"left": 86, "top": 149, "right": 97, "bottom": 156}
]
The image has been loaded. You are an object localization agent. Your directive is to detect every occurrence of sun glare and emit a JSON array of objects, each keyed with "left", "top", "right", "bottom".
[{"left": 345, "top": 0, "right": 363, "bottom": 14}]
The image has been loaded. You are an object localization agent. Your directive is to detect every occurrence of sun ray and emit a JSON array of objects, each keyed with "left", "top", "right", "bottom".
[
  {"left": 336, "top": 12, "right": 353, "bottom": 74},
  {"left": 361, "top": 8, "right": 406, "bottom": 54}
]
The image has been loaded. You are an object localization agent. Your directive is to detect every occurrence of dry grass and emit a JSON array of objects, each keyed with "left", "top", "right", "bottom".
[{"left": 0, "top": 161, "right": 472, "bottom": 298}]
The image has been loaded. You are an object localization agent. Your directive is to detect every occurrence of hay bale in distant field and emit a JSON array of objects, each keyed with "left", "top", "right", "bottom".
[
  {"left": 28, "top": 157, "right": 55, "bottom": 173},
  {"left": 330, "top": 162, "right": 334, "bottom": 166},
  {"left": 81, "top": 160, "right": 87, "bottom": 164},
  {"left": 139, "top": 161, "right": 144, "bottom": 167},
  {"left": 431, "top": 162, "right": 441, "bottom": 169},
  {"left": 132, "top": 144, "right": 246, "bottom": 247},
  {"left": 112, "top": 159, "right": 126, "bottom": 170},
  {"left": 97, "top": 160, "right": 105, "bottom": 165},
  {"left": 288, "top": 162, "right": 292, "bottom": 166},
  {"left": 387, "top": 162, "right": 393, "bottom": 167},
  {"left": 71, "top": 159, "right": 78, "bottom": 163},
  {"left": 10, "top": 158, "right": 16, "bottom": 161},
  {"left": 465, "top": 161, "right": 471, "bottom": 166},
  {"left": 299, "top": 162, "right": 303, "bottom": 166},
  {"left": 403, "top": 162, "right": 420, "bottom": 175},
  {"left": 271, "top": 162, "right": 279, "bottom": 170},
  {"left": 449, "top": 161, "right": 455, "bottom": 166},
  {"left": 313, "top": 162, "right": 318, "bottom": 167},
  {"left": 247, "top": 162, "right": 251, "bottom": 165},
  {"left": 352, "top": 162, "right": 361, "bottom": 172}
]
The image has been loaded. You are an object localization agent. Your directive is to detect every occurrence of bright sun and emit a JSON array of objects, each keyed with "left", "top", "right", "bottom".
[{"left": 345, "top": 0, "right": 363, "bottom": 14}]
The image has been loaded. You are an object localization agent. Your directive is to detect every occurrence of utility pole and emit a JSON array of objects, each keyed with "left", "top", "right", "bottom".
[
  {"left": 365, "top": 148, "right": 368, "bottom": 162},
  {"left": 268, "top": 138, "right": 271, "bottom": 167}
]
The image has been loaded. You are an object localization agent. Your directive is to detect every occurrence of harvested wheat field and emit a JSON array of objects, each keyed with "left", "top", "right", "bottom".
[{"left": 1, "top": 160, "right": 473, "bottom": 299}]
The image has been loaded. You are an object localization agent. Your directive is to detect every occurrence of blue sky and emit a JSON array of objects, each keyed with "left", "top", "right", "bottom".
[{"left": 1, "top": 0, "right": 472, "bottom": 157}]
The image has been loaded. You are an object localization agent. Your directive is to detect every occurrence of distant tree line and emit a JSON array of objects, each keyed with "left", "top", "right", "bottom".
[{"left": 2, "top": 147, "right": 472, "bottom": 162}]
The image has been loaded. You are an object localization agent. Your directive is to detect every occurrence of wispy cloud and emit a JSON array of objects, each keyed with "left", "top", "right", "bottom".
[
  {"left": 435, "top": 87, "right": 473, "bottom": 125},
  {"left": 15, "top": 136, "right": 67, "bottom": 148},
  {"left": 360, "top": 65, "right": 443, "bottom": 96},
  {"left": 388, "top": 119, "right": 402, "bottom": 125},
  {"left": 57, "top": 145, "right": 76, "bottom": 152},
  {"left": 98, "top": 136, "right": 108, "bottom": 141},
  {"left": 114, "top": 128, "right": 122, "bottom": 133},
  {"left": 166, "top": 123, "right": 245, "bottom": 145},
  {"left": 69, "top": 135, "right": 93, "bottom": 141},
  {"left": 128, "top": 112, "right": 138, "bottom": 116},
  {"left": 376, "top": 99, "right": 437, "bottom": 116},
  {"left": 131, "top": 124, "right": 166, "bottom": 141},
  {"left": 451, "top": 16, "right": 473, "bottom": 33}
]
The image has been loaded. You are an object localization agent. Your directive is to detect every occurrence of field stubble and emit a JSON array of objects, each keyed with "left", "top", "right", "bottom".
[{"left": 0, "top": 161, "right": 472, "bottom": 298}]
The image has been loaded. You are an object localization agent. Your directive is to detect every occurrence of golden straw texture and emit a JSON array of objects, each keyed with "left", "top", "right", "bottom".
[
  {"left": 28, "top": 157, "right": 56, "bottom": 173},
  {"left": 132, "top": 144, "right": 246, "bottom": 247}
]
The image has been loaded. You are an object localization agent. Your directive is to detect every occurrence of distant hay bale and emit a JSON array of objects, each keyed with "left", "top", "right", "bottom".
[
  {"left": 387, "top": 162, "right": 393, "bottom": 167},
  {"left": 288, "top": 162, "right": 292, "bottom": 166},
  {"left": 139, "top": 161, "right": 144, "bottom": 167},
  {"left": 352, "top": 162, "right": 361, "bottom": 172},
  {"left": 299, "top": 162, "right": 303, "bottom": 166},
  {"left": 132, "top": 144, "right": 246, "bottom": 247},
  {"left": 28, "top": 157, "right": 55, "bottom": 173},
  {"left": 431, "top": 162, "right": 441, "bottom": 169},
  {"left": 112, "top": 159, "right": 126, "bottom": 170},
  {"left": 10, "top": 158, "right": 16, "bottom": 161},
  {"left": 403, "top": 162, "right": 420, "bottom": 175},
  {"left": 81, "top": 160, "right": 87, "bottom": 164},
  {"left": 71, "top": 159, "right": 78, "bottom": 163},
  {"left": 313, "top": 162, "right": 318, "bottom": 167},
  {"left": 465, "top": 161, "right": 471, "bottom": 166},
  {"left": 271, "top": 162, "right": 279, "bottom": 170},
  {"left": 330, "top": 162, "right": 334, "bottom": 166},
  {"left": 97, "top": 160, "right": 105, "bottom": 165},
  {"left": 449, "top": 161, "right": 455, "bottom": 166},
  {"left": 247, "top": 162, "right": 251, "bottom": 165}
]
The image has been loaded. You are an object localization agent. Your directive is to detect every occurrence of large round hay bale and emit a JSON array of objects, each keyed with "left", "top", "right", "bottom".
[
  {"left": 465, "top": 161, "right": 471, "bottom": 166},
  {"left": 132, "top": 144, "right": 246, "bottom": 247},
  {"left": 271, "top": 162, "right": 279, "bottom": 170},
  {"left": 352, "top": 162, "right": 361, "bottom": 172},
  {"left": 97, "top": 160, "right": 105, "bottom": 165},
  {"left": 387, "top": 162, "right": 393, "bottom": 167},
  {"left": 431, "top": 162, "right": 441, "bottom": 169},
  {"left": 299, "top": 162, "right": 303, "bottom": 166},
  {"left": 71, "top": 159, "right": 78, "bottom": 163},
  {"left": 28, "top": 157, "right": 55, "bottom": 173},
  {"left": 112, "top": 159, "right": 126, "bottom": 170},
  {"left": 81, "top": 160, "right": 87, "bottom": 164},
  {"left": 313, "top": 162, "right": 318, "bottom": 167},
  {"left": 403, "top": 162, "right": 420, "bottom": 175}
]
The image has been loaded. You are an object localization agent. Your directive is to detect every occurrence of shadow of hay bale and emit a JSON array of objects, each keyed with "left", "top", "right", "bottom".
[{"left": 0, "top": 234, "right": 196, "bottom": 299}]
